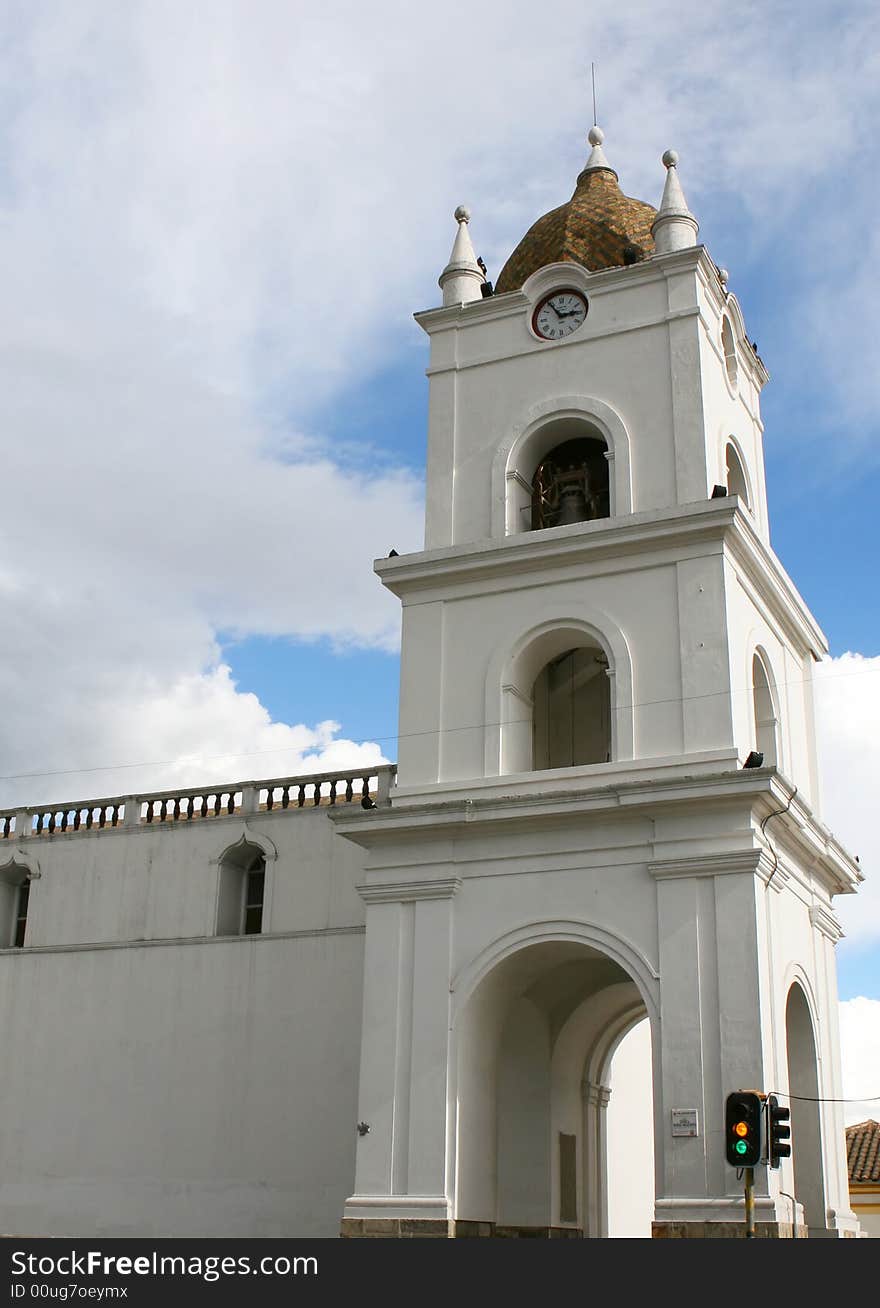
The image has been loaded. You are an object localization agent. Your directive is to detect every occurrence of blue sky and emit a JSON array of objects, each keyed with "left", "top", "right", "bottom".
[{"left": 0, "top": 2, "right": 877, "bottom": 1091}]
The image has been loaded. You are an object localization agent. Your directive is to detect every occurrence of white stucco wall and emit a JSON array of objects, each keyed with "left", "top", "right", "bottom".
[{"left": 0, "top": 805, "right": 370, "bottom": 1237}]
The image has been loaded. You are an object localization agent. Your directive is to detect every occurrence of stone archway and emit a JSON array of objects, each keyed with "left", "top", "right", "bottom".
[
  {"left": 785, "top": 982, "right": 827, "bottom": 1236},
  {"left": 453, "top": 938, "right": 655, "bottom": 1237}
]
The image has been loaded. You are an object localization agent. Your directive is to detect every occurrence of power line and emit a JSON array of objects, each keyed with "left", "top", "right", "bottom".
[
  {"left": 771, "top": 1091, "right": 880, "bottom": 1104},
  {"left": 0, "top": 660, "right": 877, "bottom": 786}
]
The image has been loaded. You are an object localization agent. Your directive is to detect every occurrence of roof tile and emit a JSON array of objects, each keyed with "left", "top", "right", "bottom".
[
  {"left": 846, "top": 1119, "right": 880, "bottom": 1182},
  {"left": 495, "top": 167, "right": 657, "bottom": 293}
]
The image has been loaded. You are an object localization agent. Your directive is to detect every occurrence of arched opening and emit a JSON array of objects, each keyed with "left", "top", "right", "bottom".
[
  {"left": 726, "top": 441, "right": 750, "bottom": 507},
  {"left": 721, "top": 316, "right": 738, "bottom": 389},
  {"left": 785, "top": 983, "right": 827, "bottom": 1236},
  {"left": 500, "top": 624, "right": 614, "bottom": 775},
  {"left": 752, "top": 651, "right": 779, "bottom": 768},
  {"left": 606, "top": 1018, "right": 655, "bottom": 1236},
  {"left": 532, "top": 646, "right": 611, "bottom": 770},
  {"left": 531, "top": 436, "right": 609, "bottom": 530},
  {"left": 216, "top": 840, "right": 266, "bottom": 936},
  {"left": 454, "top": 940, "right": 654, "bottom": 1237},
  {"left": 504, "top": 415, "right": 612, "bottom": 535}
]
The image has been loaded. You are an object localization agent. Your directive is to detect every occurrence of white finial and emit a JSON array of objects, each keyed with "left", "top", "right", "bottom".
[
  {"left": 652, "top": 148, "right": 699, "bottom": 255},
  {"left": 718, "top": 266, "right": 729, "bottom": 288},
  {"left": 439, "top": 204, "right": 484, "bottom": 307},
  {"left": 582, "top": 124, "right": 614, "bottom": 175}
]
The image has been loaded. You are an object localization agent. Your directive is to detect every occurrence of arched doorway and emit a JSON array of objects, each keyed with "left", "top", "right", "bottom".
[
  {"left": 785, "top": 983, "right": 827, "bottom": 1236},
  {"left": 454, "top": 940, "right": 655, "bottom": 1237},
  {"left": 752, "top": 651, "right": 779, "bottom": 768},
  {"left": 606, "top": 1018, "right": 654, "bottom": 1237}
]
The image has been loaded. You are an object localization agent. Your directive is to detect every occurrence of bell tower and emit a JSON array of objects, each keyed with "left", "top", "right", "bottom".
[{"left": 333, "top": 127, "right": 862, "bottom": 1239}]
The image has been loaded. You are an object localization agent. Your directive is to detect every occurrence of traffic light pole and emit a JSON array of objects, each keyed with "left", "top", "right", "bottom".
[
  {"left": 744, "top": 1167, "right": 756, "bottom": 1238},
  {"left": 725, "top": 1091, "right": 768, "bottom": 1236}
]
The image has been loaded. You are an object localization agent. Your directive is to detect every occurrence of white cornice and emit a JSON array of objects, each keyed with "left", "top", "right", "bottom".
[
  {"left": 376, "top": 499, "right": 734, "bottom": 592},
  {"left": 357, "top": 877, "right": 462, "bottom": 904},
  {"left": 647, "top": 849, "right": 773, "bottom": 881},
  {"left": 414, "top": 246, "right": 713, "bottom": 336},
  {"left": 331, "top": 766, "right": 860, "bottom": 899},
  {"left": 373, "top": 499, "right": 827, "bottom": 658},
  {"left": 810, "top": 902, "right": 844, "bottom": 943},
  {"left": 724, "top": 508, "right": 827, "bottom": 657}
]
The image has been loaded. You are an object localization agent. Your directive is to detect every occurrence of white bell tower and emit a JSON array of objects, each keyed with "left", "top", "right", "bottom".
[{"left": 333, "top": 128, "right": 862, "bottom": 1238}]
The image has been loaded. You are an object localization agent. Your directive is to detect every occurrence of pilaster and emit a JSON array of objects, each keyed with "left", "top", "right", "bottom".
[{"left": 341, "top": 877, "right": 461, "bottom": 1235}]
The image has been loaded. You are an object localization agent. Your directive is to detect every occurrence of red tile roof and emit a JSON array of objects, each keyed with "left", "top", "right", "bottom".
[{"left": 846, "top": 1119, "right": 880, "bottom": 1183}]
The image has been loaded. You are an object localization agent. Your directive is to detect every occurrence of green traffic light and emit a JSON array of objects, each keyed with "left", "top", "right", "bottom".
[{"left": 735, "top": 1140, "right": 748, "bottom": 1155}]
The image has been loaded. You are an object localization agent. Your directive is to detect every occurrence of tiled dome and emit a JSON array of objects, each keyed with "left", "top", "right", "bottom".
[{"left": 495, "top": 150, "right": 657, "bottom": 294}]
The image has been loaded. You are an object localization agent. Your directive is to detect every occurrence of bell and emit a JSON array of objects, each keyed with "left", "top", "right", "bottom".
[{"left": 556, "top": 485, "right": 589, "bottom": 525}]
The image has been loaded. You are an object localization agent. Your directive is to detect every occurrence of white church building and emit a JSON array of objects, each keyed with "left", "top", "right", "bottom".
[{"left": 0, "top": 126, "right": 863, "bottom": 1239}]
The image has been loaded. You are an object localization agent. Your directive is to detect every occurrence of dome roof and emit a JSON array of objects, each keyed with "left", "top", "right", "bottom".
[{"left": 495, "top": 151, "right": 657, "bottom": 294}]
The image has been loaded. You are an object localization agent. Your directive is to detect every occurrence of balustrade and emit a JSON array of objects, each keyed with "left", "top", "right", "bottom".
[{"left": 0, "top": 766, "right": 395, "bottom": 842}]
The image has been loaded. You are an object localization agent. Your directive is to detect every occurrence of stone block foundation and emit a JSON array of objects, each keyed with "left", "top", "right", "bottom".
[
  {"left": 652, "top": 1220, "right": 805, "bottom": 1238},
  {"left": 340, "top": 1219, "right": 583, "bottom": 1238}
]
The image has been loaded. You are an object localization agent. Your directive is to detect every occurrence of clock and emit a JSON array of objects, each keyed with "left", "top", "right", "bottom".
[{"left": 532, "top": 289, "right": 588, "bottom": 340}]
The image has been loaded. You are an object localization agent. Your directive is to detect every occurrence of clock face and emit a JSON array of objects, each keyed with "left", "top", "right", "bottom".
[{"left": 533, "top": 290, "right": 588, "bottom": 340}]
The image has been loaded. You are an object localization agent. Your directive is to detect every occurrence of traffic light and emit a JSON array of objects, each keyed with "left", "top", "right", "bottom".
[
  {"left": 725, "top": 1091, "right": 763, "bottom": 1167},
  {"left": 766, "top": 1094, "right": 791, "bottom": 1168}
]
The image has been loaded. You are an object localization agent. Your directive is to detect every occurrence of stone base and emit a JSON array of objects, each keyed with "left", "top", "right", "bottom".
[
  {"left": 461, "top": 1223, "right": 582, "bottom": 1239},
  {"left": 341, "top": 1218, "right": 583, "bottom": 1239},
  {"left": 341, "top": 1217, "right": 451, "bottom": 1238},
  {"left": 652, "top": 1220, "right": 805, "bottom": 1239}
]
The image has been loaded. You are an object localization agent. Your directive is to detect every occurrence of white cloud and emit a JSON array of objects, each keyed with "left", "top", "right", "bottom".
[
  {"left": 814, "top": 654, "right": 880, "bottom": 948},
  {"left": 839, "top": 998, "right": 880, "bottom": 1125},
  {"left": 0, "top": 658, "right": 389, "bottom": 808},
  {"left": 0, "top": 2, "right": 877, "bottom": 820}
]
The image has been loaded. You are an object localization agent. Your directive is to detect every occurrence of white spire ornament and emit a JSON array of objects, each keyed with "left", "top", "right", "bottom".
[
  {"left": 651, "top": 149, "right": 699, "bottom": 255},
  {"left": 581, "top": 125, "right": 616, "bottom": 176},
  {"left": 439, "top": 206, "right": 485, "bottom": 307}
]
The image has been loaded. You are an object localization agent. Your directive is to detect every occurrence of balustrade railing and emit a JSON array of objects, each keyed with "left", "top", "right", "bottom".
[{"left": 0, "top": 765, "right": 395, "bottom": 842}]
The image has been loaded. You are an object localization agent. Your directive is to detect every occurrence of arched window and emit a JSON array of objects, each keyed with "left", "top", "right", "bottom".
[
  {"left": 532, "top": 645, "right": 611, "bottom": 769},
  {"left": 531, "top": 436, "right": 609, "bottom": 531},
  {"left": 726, "top": 441, "right": 750, "bottom": 508},
  {"left": 0, "top": 865, "right": 30, "bottom": 948},
  {"left": 752, "top": 651, "right": 779, "bottom": 768},
  {"left": 217, "top": 841, "right": 266, "bottom": 937},
  {"left": 496, "top": 618, "right": 630, "bottom": 776},
  {"left": 721, "top": 315, "right": 738, "bottom": 389}
]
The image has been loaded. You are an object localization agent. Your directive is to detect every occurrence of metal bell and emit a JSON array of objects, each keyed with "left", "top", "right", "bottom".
[{"left": 556, "top": 485, "right": 589, "bottom": 525}]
